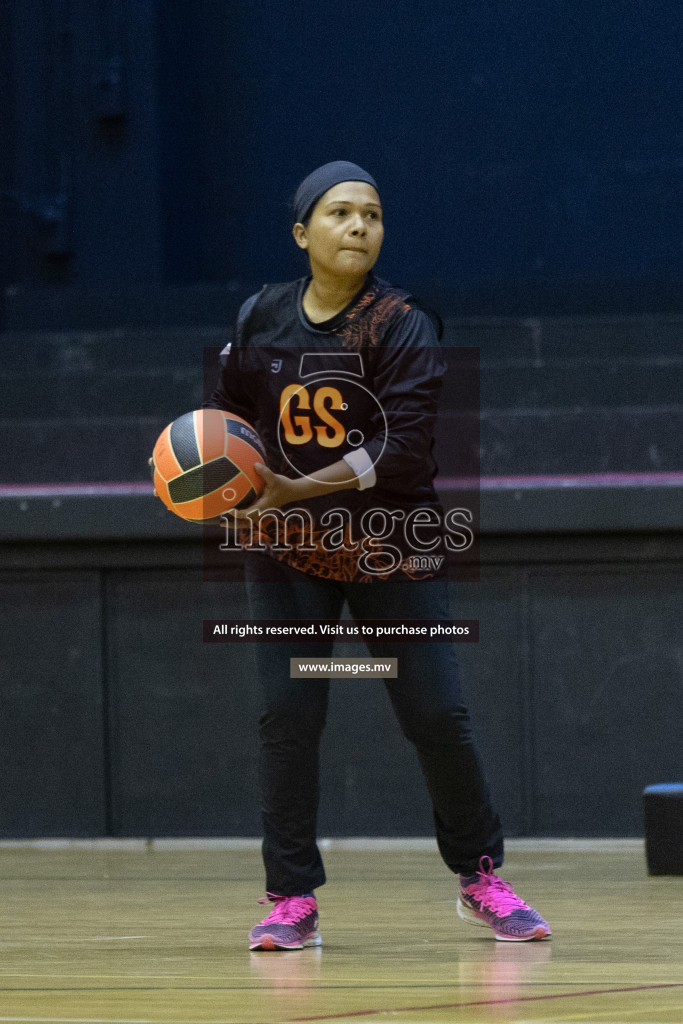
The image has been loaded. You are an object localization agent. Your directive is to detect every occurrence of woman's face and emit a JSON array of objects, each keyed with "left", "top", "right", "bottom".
[{"left": 293, "top": 181, "right": 384, "bottom": 281}]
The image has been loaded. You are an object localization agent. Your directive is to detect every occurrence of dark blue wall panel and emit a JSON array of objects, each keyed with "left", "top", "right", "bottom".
[
  {"left": 103, "top": 566, "right": 526, "bottom": 838},
  {"left": 0, "top": 574, "right": 106, "bottom": 837},
  {"left": 106, "top": 570, "right": 262, "bottom": 836},
  {"left": 2, "top": 552, "right": 680, "bottom": 839},
  {"left": 530, "top": 567, "right": 683, "bottom": 835},
  {"left": 5, "top": 0, "right": 161, "bottom": 287},
  {"left": 104, "top": 568, "right": 528, "bottom": 838},
  {"left": 2, "top": 2, "right": 682, "bottom": 312}
]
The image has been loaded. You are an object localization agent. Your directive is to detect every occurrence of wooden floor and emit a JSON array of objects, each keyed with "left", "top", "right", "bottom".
[{"left": 0, "top": 840, "right": 680, "bottom": 1024}]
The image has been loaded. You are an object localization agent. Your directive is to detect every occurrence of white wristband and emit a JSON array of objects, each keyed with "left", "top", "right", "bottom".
[{"left": 342, "top": 448, "right": 377, "bottom": 490}]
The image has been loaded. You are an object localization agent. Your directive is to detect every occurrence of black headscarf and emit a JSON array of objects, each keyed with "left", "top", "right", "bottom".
[{"left": 293, "top": 161, "right": 379, "bottom": 224}]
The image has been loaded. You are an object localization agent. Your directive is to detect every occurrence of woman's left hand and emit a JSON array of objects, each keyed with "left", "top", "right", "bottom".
[{"left": 232, "top": 463, "right": 302, "bottom": 519}]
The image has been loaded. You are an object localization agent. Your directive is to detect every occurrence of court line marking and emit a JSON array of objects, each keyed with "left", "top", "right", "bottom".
[
  {"left": 8, "top": 1019, "right": 669, "bottom": 1024},
  {"left": 0, "top": 1016, "right": 383, "bottom": 1024},
  {"left": 286, "top": 982, "right": 683, "bottom": 1021},
  {"left": 0, "top": 982, "right": 676, "bottom": 991},
  {"left": 0, "top": 937, "right": 151, "bottom": 945},
  {"left": 0, "top": 837, "right": 645, "bottom": 852}
]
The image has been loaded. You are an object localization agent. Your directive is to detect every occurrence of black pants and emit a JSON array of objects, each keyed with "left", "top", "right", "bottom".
[{"left": 245, "top": 552, "right": 504, "bottom": 896}]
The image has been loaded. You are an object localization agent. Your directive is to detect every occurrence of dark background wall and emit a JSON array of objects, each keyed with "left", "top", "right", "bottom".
[
  {"left": 2, "top": 1, "right": 682, "bottom": 320},
  {"left": 1, "top": 1, "right": 682, "bottom": 840},
  {"left": 2, "top": 527, "right": 682, "bottom": 840}
]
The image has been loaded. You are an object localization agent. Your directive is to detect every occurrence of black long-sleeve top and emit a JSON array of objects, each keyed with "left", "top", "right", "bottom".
[{"left": 205, "top": 273, "right": 449, "bottom": 582}]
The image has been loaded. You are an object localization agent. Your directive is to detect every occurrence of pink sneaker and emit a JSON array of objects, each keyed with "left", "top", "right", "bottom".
[
  {"left": 457, "top": 856, "right": 551, "bottom": 942},
  {"left": 248, "top": 894, "right": 321, "bottom": 950}
]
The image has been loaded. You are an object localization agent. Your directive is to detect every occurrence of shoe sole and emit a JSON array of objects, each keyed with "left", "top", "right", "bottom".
[
  {"left": 457, "top": 897, "right": 551, "bottom": 942},
  {"left": 249, "top": 931, "right": 322, "bottom": 951}
]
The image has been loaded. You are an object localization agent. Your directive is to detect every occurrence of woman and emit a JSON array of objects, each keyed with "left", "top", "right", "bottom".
[{"left": 206, "top": 161, "right": 551, "bottom": 948}]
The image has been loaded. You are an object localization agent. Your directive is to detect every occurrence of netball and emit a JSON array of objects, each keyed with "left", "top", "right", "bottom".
[{"left": 152, "top": 409, "right": 266, "bottom": 523}]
